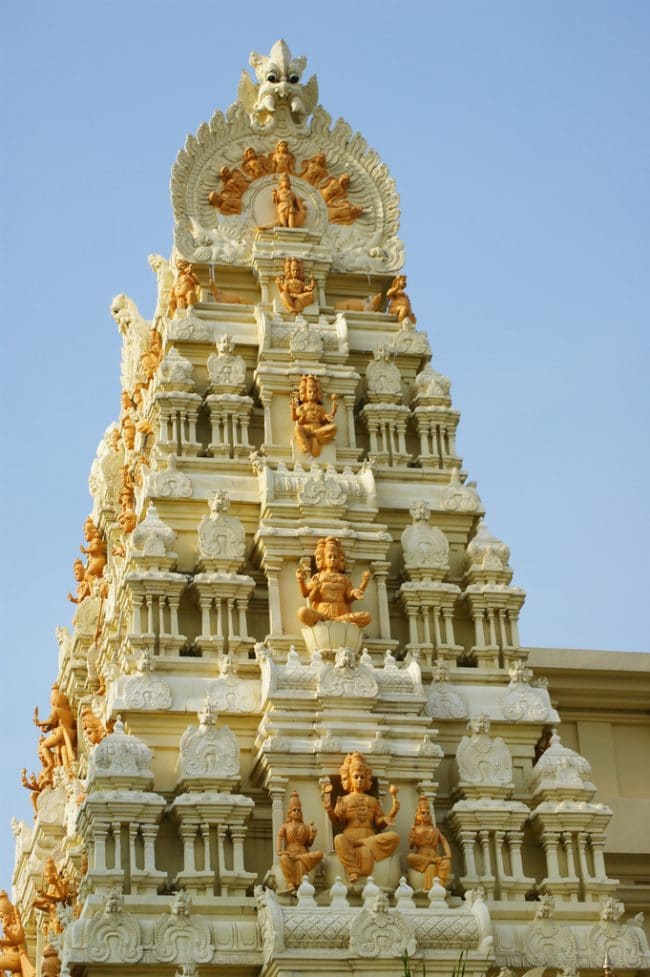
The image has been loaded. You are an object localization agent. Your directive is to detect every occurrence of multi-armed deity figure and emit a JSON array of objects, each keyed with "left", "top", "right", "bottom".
[
  {"left": 296, "top": 537, "right": 371, "bottom": 628},
  {"left": 407, "top": 796, "right": 452, "bottom": 890},
  {"left": 290, "top": 374, "right": 337, "bottom": 456},
  {"left": 275, "top": 258, "right": 316, "bottom": 314},
  {"left": 21, "top": 738, "right": 54, "bottom": 817},
  {"left": 0, "top": 890, "right": 34, "bottom": 977},
  {"left": 33, "top": 685, "right": 77, "bottom": 775},
  {"left": 276, "top": 790, "right": 323, "bottom": 893},
  {"left": 322, "top": 752, "right": 399, "bottom": 883},
  {"left": 32, "top": 858, "right": 76, "bottom": 937}
]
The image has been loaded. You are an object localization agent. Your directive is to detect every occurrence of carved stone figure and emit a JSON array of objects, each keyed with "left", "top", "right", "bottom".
[
  {"left": 168, "top": 260, "right": 200, "bottom": 317},
  {"left": 320, "top": 173, "right": 363, "bottom": 224},
  {"left": 208, "top": 165, "right": 249, "bottom": 215},
  {"left": 33, "top": 685, "right": 77, "bottom": 773},
  {"left": 276, "top": 790, "right": 323, "bottom": 893},
  {"left": 276, "top": 258, "right": 316, "bottom": 314},
  {"left": 67, "top": 558, "right": 91, "bottom": 605},
  {"left": 298, "top": 152, "right": 329, "bottom": 186},
  {"left": 291, "top": 374, "right": 337, "bottom": 456},
  {"left": 407, "top": 796, "right": 452, "bottom": 890},
  {"left": 273, "top": 173, "right": 307, "bottom": 228},
  {"left": 0, "top": 890, "right": 35, "bottom": 977},
  {"left": 139, "top": 326, "right": 163, "bottom": 384},
  {"left": 269, "top": 139, "right": 296, "bottom": 174},
  {"left": 241, "top": 146, "right": 272, "bottom": 180},
  {"left": 32, "top": 858, "right": 76, "bottom": 936},
  {"left": 81, "top": 707, "right": 112, "bottom": 745},
  {"left": 79, "top": 517, "right": 107, "bottom": 592},
  {"left": 387, "top": 275, "right": 416, "bottom": 324},
  {"left": 21, "top": 744, "right": 53, "bottom": 817},
  {"left": 240, "top": 40, "right": 318, "bottom": 127},
  {"left": 322, "top": 752, "right": 399, "bottom": 882},
  {"left": 297, "top": 536, "right": 371, "bottom": 628}
]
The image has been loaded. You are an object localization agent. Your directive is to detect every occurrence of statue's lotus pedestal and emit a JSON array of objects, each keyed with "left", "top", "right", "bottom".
[{"left": 301, "top": 621, "right": 363, "bottom": 658}]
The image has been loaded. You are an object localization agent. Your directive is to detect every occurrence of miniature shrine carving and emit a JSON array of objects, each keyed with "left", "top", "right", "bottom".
[
  {"left": 297, "top": 537, "right": 371, "bottom": 627},
  {"left": 322, "top": 752, "right": 399, "bottom": 882},
  {"left": 290, "top": 374, "right": 337, "bottom": 455},
  {"left": 407, "top": 797, "right": 452, "bottom": 890},
  {"left": 276, "top": 258, "right": 316, "bottom": 314},
  {"left": 276, "top": 790, "right": 323, "bottom": 893}
]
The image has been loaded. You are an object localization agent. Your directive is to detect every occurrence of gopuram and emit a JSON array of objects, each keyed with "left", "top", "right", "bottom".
[{"left": 6, "top": 39, "right": 650, "bottom": 977}]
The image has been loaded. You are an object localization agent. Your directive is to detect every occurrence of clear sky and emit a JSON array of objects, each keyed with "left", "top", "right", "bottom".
[{"left": 0, "top": 1, "right": 648, "bottom": 884}]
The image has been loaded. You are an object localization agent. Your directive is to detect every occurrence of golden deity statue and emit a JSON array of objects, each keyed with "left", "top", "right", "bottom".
[
  {"left": 80, "top": 517, "right": 107, "bottom": 591},
  {"left": 322, "top": 752, "right": 399, "bottom": 882},
  {"left": 269, "top": 139, "right": 296, "bottom": 174},
  {"left": 167, "top": 260, "right": 200, "bottom": 317},
  {"left": 298, "top": 152, "right": 330, "bottom": 187},
  {"left": 320, "top": 173, "right": 363, "bottom": 224},
  {"left": 387, "top": 274, "right": 417, "bottom": 324},
  {"left": 119, "top": 389, "right": 137, "bottom": 451},
  {"left": 290, "top": 374, "right": 337, "bottom": 456},
  {"left": 33, "top": 685, "right": 77, "bottom": 774},
  {"left": 406, "top": 796, "right": 452, "bottom": 890},
  {"left": 273, "top": 173, "right": 307, "bottom": 228},
  {"left": 297, "top": 536, "right": 371, "bottom": 628},
  {"left": 67, "top": 559, "right": 91, "bottom": 605},
  {"left": 139, "top": 326, "right": 163, "bottom": 384},
  {"left": 21, "top": 742, "right": 54, "bottom": 817},
  {"left": 208, "top": 165, "right": 250, "bottom": 215},
  {"left": 32, "top": 858, "right": 76, "bottom": 937},
  {"left": 276, "top": 790, "right": 324, "bottom": 893},
  {"left": 275, "top": 257, "right": 316, "bottom": 314},
  {"left": 241, "top": 146, "right": 272, "bottom": 180},
  {"left": 80, "top": 707, "right": 112, "bottom": 745},
  {"left": 0, "top": 891, "right": 35, "bottom": 977}
]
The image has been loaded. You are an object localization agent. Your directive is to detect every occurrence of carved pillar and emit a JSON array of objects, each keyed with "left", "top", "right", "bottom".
[
  {"left": 141, "top": 823, "right": 158, "bottom": 871},
  {"left": 264, "top": 558, "right": 284, "bottom": 636},
  {"left": 543, "top": 831, "right": 562, "bottom": 880},
  {"left": 370, "top": 561, "right": 391, "bottom": 639},
  {"left": 268, "top": 776, "right": 289, "bottom": 875},
  {"left": 111, "top": 821, "right": 122, "bottom": 871},
  {"left": 180, "top": 822, "right": 197, "bottom": 873},
  {"left": 577, "top": 831, "right": 591, "bottom": 883},
  {"left": 590, "top": 833, "right": 607, "bottom": 880},
  {"left": 93, "top": 820, "right": 109, "bottom": 871},
  {"left": 168, "top": 595, "right": 181, "bottom": 635},
  {"left": 494, "top": 830, "right": 507, "bottom": 888},
  {"left": 230, "top": 824, "right": 246, "bottom": 873},
  {"left": 562, "top": 832, "right": 577, "bottom": 878},
  {"left": 508, "top": 831, "right": 525, "bottom": 879},
  {"left": 201, "top": 823, "right": 211, "bottom": 872},
  {"left": 128, "top": 823, "right": 138, "bottom": 872},
  {"left": 262, "top": 393, "right": 273, "bottom": 445},
  {"left": 459, "top": 829, "right": 478, "bottom": 877},
  {"left": 344, "top": 395, "right": 356, "bottom": 449},
  {"left": 479, "top": 830, "right": 493, "bottom": 878}
]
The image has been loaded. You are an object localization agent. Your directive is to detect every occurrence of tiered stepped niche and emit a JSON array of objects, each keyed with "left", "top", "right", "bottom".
[{"left": 7, "top": 39, "right": 649, "bottom": 977}]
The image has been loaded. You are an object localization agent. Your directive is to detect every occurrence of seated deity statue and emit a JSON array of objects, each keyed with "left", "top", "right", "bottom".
[
  {"left": 297, "top": 536, "right": 371, "bottom": 628},
  {"left": 290, "top": 374, "right": 337, "bottom": 456},
  {"left": 407, "top": 796, "right": 452, "bottom": 889},
  {"left": 276, "top": 790, "right": 323, "bottom": 893},
  {"left": 208, "top": 165, "right": 250, "bottom": 215},
  {"left": 241, "top": 146, "right": 272, "bottom": 180},
  {"left": 167, "top": 260, "right": 200, "bottom": 317},
  {"left": 276, "top": 257, "right": 316, "bottom": 315},
  {"left": 386, "top": 274, "right": 417, "bottom": 324},
  {"left": 0, "top": 891, "right": 35, "bottom": 977},
  {"left": 322, "top": 752, "right": 399, "bottom": 883}
]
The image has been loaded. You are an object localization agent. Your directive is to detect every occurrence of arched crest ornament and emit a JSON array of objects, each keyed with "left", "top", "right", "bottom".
[
  {"left": 349, "top": 892, "right": 416, "bottom": 958},
  {"left": 152, "top": 891, "right": 214, "bottom": 965},
  {"left": 85, "top": 888, "right": 143, "bottom": 964},
  {"left": 523, "top": 895, "right": 578, "bottom": 975},
  {"left": 177, "top": 703, "right": 240, "bottom": 782},
  {"left": 170, "top": 41, "right": 403, "bottom": 274}
]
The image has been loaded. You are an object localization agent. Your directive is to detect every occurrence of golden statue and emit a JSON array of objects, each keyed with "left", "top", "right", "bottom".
[
  {"left": 80, "top": 518, "right": 107, "bottom": 590},
  {"left": 322, "top": 752, "right": 399, "bottom": 882},
  {"left": 119, "top": 389, "right": 137, "bottom": 451},
  {"left": 273, "top": 174, "right": 307, "bottom": 228},
  {"left": 276, "top": 258, "right": 316, "bottom": 315},
  {"left": 167, "top": 260, "right": 200, "bottom": 317},
  {"left": 320, "top": 174, "right": 363, "bottom": 224},
  {"left": 298, "top": 152, "right": 329, "bottom": 187},
  {"left": 276, "top": 790, "right": 324, "bottom": 893},
  {"left": 67, "top": 559, "right": 91, "bottom": 605},
  {"left": 290, "top": 374, "right": 337, "bottom": 457},
  {"left": 241, "top": 146, "right": 272, "bottom": 180},
  {"left": 33, "top": 685, "right": 77, "bottom": 774},
  {"left": 0, "top": 891, "right": 35, "bottom": 977},
  {"left": 208, "top": 165, "right": 250, "bottom": 215},
  {"left": 297, "top": 536, "right": 371, "bottom": 628},
  {"left": 21, "top": 742, "right": 54, "bottom": 817},
  {"left": 40, "top": 945, "right": 61, "bottom": 977},
  {"left": 269, "top": 139, "right": 296, "bottom": 174},
  {"left": 32, "top": 858, "right": 76, "bottom": 937},
  {"left": 139, "top": 326, "right": 163, "bottom": 384},
  {"left": 387, "top": 275, "right": 417, "bottom": 324},
  {"left": 407, "top": 796, "right": 452, "bottom": 890},
  {"left": 81, "top": 707, "right": 113, "bottom": 745}
]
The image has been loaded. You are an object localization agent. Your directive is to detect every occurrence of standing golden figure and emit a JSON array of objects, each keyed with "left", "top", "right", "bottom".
[
  {"left": 322, "top": 752, "right": 399, "bottom": 882},
  {"left": 0, "top": 891, "right": 35, "bottom": 977},
  {"left": 167, "top": 260, "right": 200, "bottom": 317},
  {"left": 273, "top": 173, "right": 307, "bottom": 228},
  {"left": 33, "top": 685, "right": 77, "bottom": 774},
  {"left": 276, "top": 790, "right": 324, "bottom": 893},
  {"left": 387, "top": 274, "right": 417, "bottom": 324},
  {"left": 297, "top": 537, "right": 371, "bottom": 627},
  {"left": 290, "top": 374, "right": 337, "bottom": 456},
  {"left": 407, "top": 796, "right": 452, "bottom": 889}
]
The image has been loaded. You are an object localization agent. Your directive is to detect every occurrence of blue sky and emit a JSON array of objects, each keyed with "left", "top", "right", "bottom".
[{"left": 0, "top": 1, "right": 648, "bottom": 883}]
